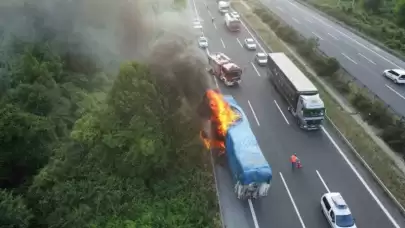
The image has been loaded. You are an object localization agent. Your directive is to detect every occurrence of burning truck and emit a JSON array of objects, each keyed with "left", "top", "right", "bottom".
[{"left": 198, "top": 89, "right": 272, "bottom": 199}]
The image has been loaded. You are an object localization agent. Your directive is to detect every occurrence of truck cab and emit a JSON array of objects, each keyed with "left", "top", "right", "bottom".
[
  {"left": 295, "top": 94, "right": 325, "bottom": 130},
  {"left": 208, "top": 52, "right": 242, "bottom": 86},
  {"left": 225, "top": 13, "right": 241, "bottom": 31},
  {"left": 267, "top": 52, "right": 325, "bottom": 130}
]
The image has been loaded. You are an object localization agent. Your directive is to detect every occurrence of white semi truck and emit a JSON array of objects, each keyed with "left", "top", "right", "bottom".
[{"left": 267, "top": 53, "right": 325, "bottom": 130}]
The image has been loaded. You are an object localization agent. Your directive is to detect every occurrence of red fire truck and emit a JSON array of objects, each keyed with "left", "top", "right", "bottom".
[{"left": 208, "top": 52, "right": 242, "bottom": 86}]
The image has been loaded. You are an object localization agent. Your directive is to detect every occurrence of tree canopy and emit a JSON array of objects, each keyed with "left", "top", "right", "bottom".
[{"left": 0, "top": 12, "right": 218, "bottom": 228}]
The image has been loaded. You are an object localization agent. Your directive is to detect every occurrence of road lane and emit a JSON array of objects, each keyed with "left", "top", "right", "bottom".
[
  {"left": 259, "top": 0, "right": 405, "bottom": 116},
  {"left": 193, "top": 0, "right": 405, "bottom": 228}
]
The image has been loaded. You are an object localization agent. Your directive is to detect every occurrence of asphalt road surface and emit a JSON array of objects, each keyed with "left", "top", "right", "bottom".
[
  {"left": 259, "top": 0, "right": 405, "bottom": 117},
  {"left": 187, "top": 0, "right": 405, "bottom": 227}
]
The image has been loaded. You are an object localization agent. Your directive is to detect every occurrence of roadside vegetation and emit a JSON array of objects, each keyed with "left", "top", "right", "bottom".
[
  {"left": 232, "top": 0, "right": 405, "bottom": 208},
  {"left": 0, "top": 1, "right": 219, "bottom": 228},
  {"left": 301, "top": 0, "right": 405, "bottom": 57}
]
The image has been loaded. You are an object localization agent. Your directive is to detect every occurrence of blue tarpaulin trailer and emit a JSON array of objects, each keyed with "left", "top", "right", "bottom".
[{"left": 223, "top": 95, "right": 272, "bottom": 199}]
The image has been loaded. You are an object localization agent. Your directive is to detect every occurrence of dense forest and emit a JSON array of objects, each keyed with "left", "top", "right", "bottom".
[{"left": 0, "top": 0, "right": 219, "bottom": 227}]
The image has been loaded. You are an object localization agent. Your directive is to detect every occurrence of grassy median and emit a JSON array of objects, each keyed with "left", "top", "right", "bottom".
[{"left": 232, "top": 0, "right": 405, "bottom": 208}]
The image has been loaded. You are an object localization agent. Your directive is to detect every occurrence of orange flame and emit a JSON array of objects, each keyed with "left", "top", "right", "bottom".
[{"left": 200, "top": 90, "right": 239, "bottom": 153}]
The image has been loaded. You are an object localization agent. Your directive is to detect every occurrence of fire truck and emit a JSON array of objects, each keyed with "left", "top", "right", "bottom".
[{"left": 208, "top": 52, "right": 242, "bottom": 86}]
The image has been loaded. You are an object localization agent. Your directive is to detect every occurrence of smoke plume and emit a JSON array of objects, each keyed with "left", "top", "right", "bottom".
[{"left": 0, "top": 0, "right": 214, "bottom": 99}]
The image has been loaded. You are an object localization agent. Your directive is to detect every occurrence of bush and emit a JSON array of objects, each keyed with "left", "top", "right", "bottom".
[{"left": 381, "top": 121, "right": 405, "bottom": 153}]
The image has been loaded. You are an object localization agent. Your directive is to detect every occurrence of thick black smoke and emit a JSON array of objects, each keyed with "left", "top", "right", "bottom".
[{"left": 0, "top": 0, "right": 215, "bottom": 97}]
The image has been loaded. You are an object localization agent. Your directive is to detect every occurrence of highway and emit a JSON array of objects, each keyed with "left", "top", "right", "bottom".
[
  {"left": 258, "top": 0, "right": 405, "bottom": 117},
  {"left": 188, "top": 0, "right": 405, "bottom": 227}
]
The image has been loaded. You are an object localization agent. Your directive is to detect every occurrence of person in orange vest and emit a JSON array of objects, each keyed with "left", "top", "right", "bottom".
[{"left": 290, "top": 153, "right": 298, "bottom": 170}]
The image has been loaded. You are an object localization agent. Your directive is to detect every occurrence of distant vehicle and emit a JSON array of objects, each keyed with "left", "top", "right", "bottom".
[
  {"left": 321, "top": 192, "right": 357, "bottom": 228},
  {"left": 383, "top": 69, "right": 405, "bottom": 84},
  {"left": 268, "top": 52, "right": 325, "bottom": 130},
  {"left": 230, "top": 11, "right": 240, "bottom": 19},
  {"left": 255, "top": 52, "right": 268, "bottom": 66},
  {"left": 225, "top": 13, "right": 241, "bottom": 32},
  {"left": 193, "top": 20, "right": 203, "bottom": 29},
  {"left": 198, "top": 36, "right": 208, "bottom": 48},
  {"left": 208, "top": 52, "right": 242, "bottom": 86},
  {"left": 199, "top": 90, "right": 272, "bottom": 199},
  {"left": 244, "top": 38, "right": 257, "bottom": 50},
  {"left": 218, "top": 1, "right": 230, "bottom": 14}
]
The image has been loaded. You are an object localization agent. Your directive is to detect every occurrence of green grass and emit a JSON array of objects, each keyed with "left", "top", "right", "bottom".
[{"left": 233, "top": 0, "right": 405, "bottom": 208}]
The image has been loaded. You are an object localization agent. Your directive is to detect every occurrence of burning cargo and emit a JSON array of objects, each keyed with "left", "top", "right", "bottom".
[{"left": 199, "top": 90, "right": 272, "bottom": 199}]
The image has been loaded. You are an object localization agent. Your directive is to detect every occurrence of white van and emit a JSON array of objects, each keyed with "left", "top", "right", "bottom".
[{"left": 320, "top": 192, "right": 357, "bottom": 228}]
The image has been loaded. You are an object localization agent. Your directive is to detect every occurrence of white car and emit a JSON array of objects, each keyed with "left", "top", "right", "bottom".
[
  {"left": 198, "top": 36, "right": 208, "bottom": 48},
  {"left": 244, "top": 38, "right": 256, "bottom": 50},
  {"left": 255, "top": 52, "right": 268, "bottom": 66},
  {"left": 383, "top": 69, "right": 405, "bottom": 84},
  {"left": 230, "top": 11, "right": 240, "bottom": 19},
  {"left": 321, "top": 192, "right": 357, "bottom": 228}
]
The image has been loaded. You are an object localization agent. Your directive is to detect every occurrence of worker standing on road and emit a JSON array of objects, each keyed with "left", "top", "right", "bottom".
[{"left": 290, "top": 153, "right": 298, "bottom": 170}]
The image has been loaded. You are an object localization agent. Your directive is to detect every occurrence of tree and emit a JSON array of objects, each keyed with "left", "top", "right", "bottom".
[
  {"left": 395, "top": 0, "right": 405, "bottom": 26},
  {"left": 0, "top": 104, "right": 55, "bottom": 188},
  {"left": 362, "top": 0, "right": 383, "bottom": 13},
  {"left": 0, "top": 190, "right": 33, "bottom": 228}
]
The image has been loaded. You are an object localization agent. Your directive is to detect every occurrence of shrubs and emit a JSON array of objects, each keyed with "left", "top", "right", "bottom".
[{"left": 253, "top": 6, "right": 405, "bottom": 156}]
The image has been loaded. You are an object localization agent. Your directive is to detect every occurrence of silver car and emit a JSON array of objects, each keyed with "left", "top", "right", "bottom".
[
  {"left": 198, "top": 36, "right": 208, "bottom": 48},
  {"left": 255, "top": 53, "right": 268, "bottom": 66},
  {"left": 244, "top": 38, "right": 256, "bottom": 50}
]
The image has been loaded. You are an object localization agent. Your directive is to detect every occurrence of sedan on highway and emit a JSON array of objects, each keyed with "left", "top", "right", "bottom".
[
  {"left": 383, "top": 69, "right": 405, "bottom": 84},
  {"left": 244, "top": 38, "right": 256, "bottom": 50},
  {"left": 321, "top": 192, "right": 357, "bottom": 228},
  {"left": 198, "top": 36, "right": 208, "bottom": 49},
  {"left": 255, "top": 52, "right": 268, "bottom": 66}
]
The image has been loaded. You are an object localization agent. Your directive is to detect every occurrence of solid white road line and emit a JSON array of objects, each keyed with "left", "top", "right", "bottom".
[
  {"left": 248, "top": 100, "right": 261, "bottom": 126},
  {"left": 276, "top": 6, "right": 285, "bottom": 12},
  {"left": 273, "top": 100, "right": 290, "bottom": 125},
  {"left": 341, "top": 53, "right": 357, "bottom": 64},
  {"left": 191, "top": 0, "right": 200, "bottom": 18},
  {"left": 235, "top": 9, "right": 266, "bottom": 52},
  {"left": 236, "top": 38, "right": 243, "bottom": 47},
  {"left": 385, "top": 84, "right": 405, "bottom": 100},
  {"left": 321, "top": 127, "right": 400, "bottom": 228},
  {"left": 248, "top": 199, "right": 260, "bottom": 228},
  {"left": 213, "top": 75, "right": 220, "bottom": 89},
  {"left": 292, "top": 17, "right": 301, "bottom": 24},
  {"left": 280, "top": 172, "right": 307, "bottom": 228},
  {"left": 327, "top": 32, "right": 339, "bottom": 40},
  {"left": 251, "top": 62, "right": 261, "bottom": 77},
  {"left": 220, "top": 38, "right": 226, "bottom": 48},
  {"left": 311, "top": 32, "right": 323, "bottom": 40},
  {"left": 305, "top": 18, "right": 313, "bottom": 23},
  {"left": 316, "top": 170, "right": 330, "bottom": 193},
  {"left": 358, "top": 53, "right": 376, "bottom": 65}
]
